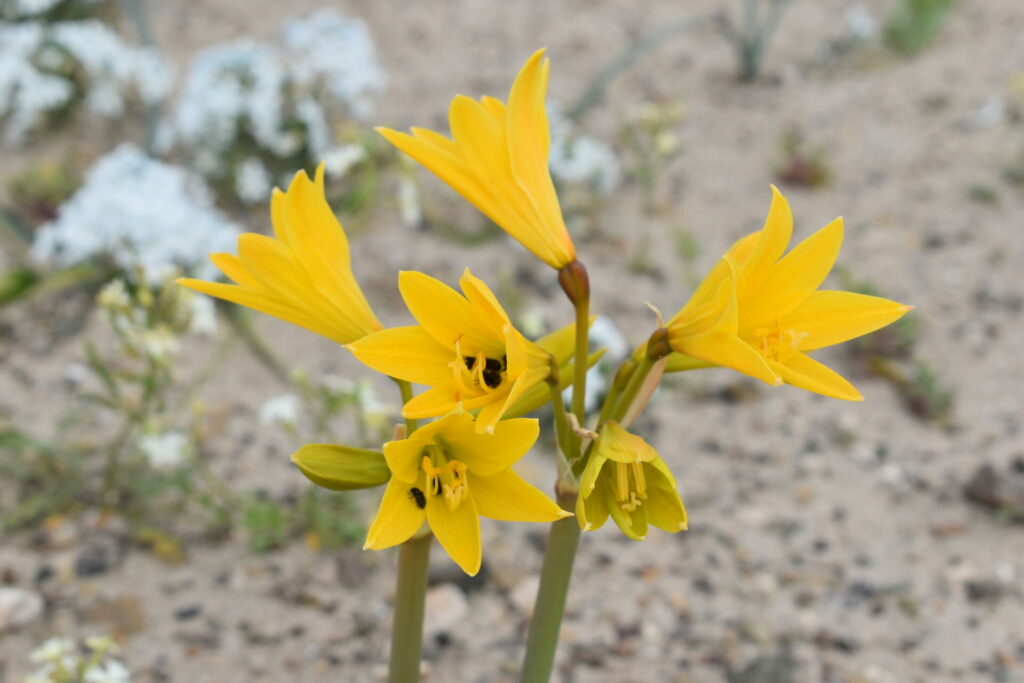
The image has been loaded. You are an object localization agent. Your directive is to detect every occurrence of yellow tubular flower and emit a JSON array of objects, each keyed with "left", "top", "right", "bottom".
[
  {"left": 364, "top": 412, "right": 570, "bottom": 575},
  {"left": 667, "top": 187, "right": 912, "bottom": 400},
  {"left": 176, "top": 165, "right": 382, "bottom": 345},
  {"left": 576, "top": 422, "right": 687, "bottom": 541},
  {"left": 347, "top": 268, "right": 552, "bottom": 434},
  {"left": 377, "top": 48, "right": 576, "bottom": 269}
]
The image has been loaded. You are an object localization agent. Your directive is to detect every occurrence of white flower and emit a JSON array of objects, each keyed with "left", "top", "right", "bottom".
[
  {"left": 845, "top": 4, "right": 879, "bottom": 41},
  {"left": 187, "top": 295, "right": 218, "bottom": 336},
  {"left": 397, "top": 176, "right": 421, "bottom": 229},
  {"left": 322, "top": 144, "right": 365, "bottom": 179},
  {"left": 259, "top": 394, "right": 300, "bottom": 427},
  {"left": 30, "top": 637, "right": 75, "bottom": 664},
  {"left": 234, "top": 157, "right": 272, "bottom": 204},
  {"left": 97, "top": 279, "right": 131, "bottom": 311},
  {"left": 32, "top": 144, "right": 240, "bottom": 283},
  {"left": 137, "top": 327, "right": 180, "bottom": 362},
  {"left": 548, "top": 110, "right": 620, "bottom": 194},
  {"left": 84, "top": 659, "right": 131, "bottom": 683},
  {"left": 138, "top": 432, "right": 189, "bottom": 470}
]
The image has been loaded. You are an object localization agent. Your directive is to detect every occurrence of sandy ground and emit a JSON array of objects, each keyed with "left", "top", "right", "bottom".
[{"left": 2, "top": 1, "right": 1024, "bottom": 681}]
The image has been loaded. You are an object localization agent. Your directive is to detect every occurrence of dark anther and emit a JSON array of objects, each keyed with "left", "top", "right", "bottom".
[
  {"left": 482, "top": 369, "right": 502, "bottom": 389},
  {"left": 409, "top": 487, "right": 426, "bottom": 509},
  {"left": 464, "top": 356, "right": 476, "bottom": 369},
  {"left": 500, "top": 354, "right": 507, "bottom": 370},
  {"left": 431, "top": 478, "right": 442, "bottom": 495},
  {"left": 484, "top": 357, "right": 502, "bottom": 372}
]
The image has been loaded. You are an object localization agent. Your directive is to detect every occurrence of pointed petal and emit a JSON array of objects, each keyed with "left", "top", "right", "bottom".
[
  {"left": 475, "top": 365, "right": 549, "bottom": 434},
  {"left": 783, "top": 291, "right": 912, "bottom": 351},
  {"left": 209, "top": 252, "right": 266, "bottom": 291},
  {"left": 663, "top": 352, "right": 713, "bottom": 373},
  {"left": 291, "top": 444, "right": 389, "bottom": 490},
  {"left": 645, "top": 483, "right": 688, "bottom": 533},
  {"left": 472, "top": 469, "right": 569, "bottom": 522},
  {"left": 673, "top": 329, "right": 780, "bottom": 386},
  {"left": 576, "top": 474, "right": 610, "bottom": 532},
  {"left": 458, "top": 268, "right": 510, "bottom": 335},
  {"left": 382, "top": 436, "right": 427, "bottom": 484},
  {"left": 578, "top": 454, "right": 608, "bottom": 498},
  {"left": 443, "top": 416, "right": 539, "bottom": 475},
  {"left": 347, "top": 326, "right": 455, "bottom": 385},
  {"left": 774, "top": 353, "right": 863, "bottom": 401},
  {"left": 502, "top": 349, "right": 604, "bottom": 418},
  {"left": 398, "top": 271, "right": 501, "bottom": 354},
  {"left": 607, "top": 486, "right": 648, "bottom": 541},
  {"left": 741, "top": 217, "right": 844, "bottom": 328},
  {"left": 401, "top": 383, "right": 463, "bottom": 419},
  {"left": 427, "top": 495, "right": 482, "bottom": 576},
  {"left": 740, "top": 185, "right": 793, "bottom": 285},
  {"left": 364, "top": 478, "right": 426, "bottom": 550}
]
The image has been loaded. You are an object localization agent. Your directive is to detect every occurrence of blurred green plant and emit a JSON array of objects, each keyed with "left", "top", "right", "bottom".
[
  {"left": 775, "top": 127, "right": 832, "bottom": 189},
  {"left": 716, "top": 0, "right": 794, "bottom": 83},
  {"left": 23, "top": 634, "right": 128, "bottom": 683},
  {"left": 618, "top": 100, "right": 685, "bottom": 214},
  {"left": 884, "top": 0, "right": 956, "bottom": 56}
]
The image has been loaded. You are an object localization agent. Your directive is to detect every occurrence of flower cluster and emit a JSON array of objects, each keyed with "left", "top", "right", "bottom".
[
  {"left": 182, "top": 48, "right": 910, "bottom": 575},
  {"left": 32, "top": 144, "right": 240, "bottom": 283},
  {"left": 25, "top": 635, "right": 130, "bottom": 683},
  {"left": 162, "top": 9, "right": 385, "bottom": 204},
  {"left": 0, "top": 20, "right": 171, "bottom": 144}
]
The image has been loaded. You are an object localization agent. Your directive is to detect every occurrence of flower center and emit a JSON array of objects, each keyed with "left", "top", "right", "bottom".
[
  {"left": 754, "top": 322, "right": 808, "bottom": 363},
  {"left": 421, "top": 448, "right": 469, "bottom": 512},
  {"left": 451, "top": 338, "right": 507, "bottom": 395},
  {"left": 611, "top": 461, "right": 648, "bottom": 512}
]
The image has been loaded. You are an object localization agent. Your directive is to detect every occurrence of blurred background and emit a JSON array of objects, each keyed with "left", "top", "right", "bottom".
[{"left": 1, "top": 1, "right": 1022, "bottom": 681}]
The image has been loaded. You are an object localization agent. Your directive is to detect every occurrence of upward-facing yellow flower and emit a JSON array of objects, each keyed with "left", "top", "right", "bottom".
[
  {"left": 667, "top": 187, "right": 912, "bottom": 400},
  {"left": 177, "top": 165, "right": 382, "bottom": 345},
  {"left": 377, "top": 48, "right": 576, "bottom": 269},
  {"left": 364, "top": 412, "right": 570, "bottom": 576},
  {"left": 347, "top": 268, "right": 552, "bottom": 434}
]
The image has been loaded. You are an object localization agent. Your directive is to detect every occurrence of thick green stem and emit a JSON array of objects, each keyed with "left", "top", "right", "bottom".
[
  {"left": 519, "top": 492, "right": 581, "bottom": 683},
  {"left": 547, "top": 378, "right": 575, "bottom": 473},
  {"left": 610, "top": 354, "right": 654, "bottom": 423},
  {"left": 570, "top": 296, "right": 590, "bottom": 433},
  {"left": 388, "top": 532, "right": 432, "bottom": 683}
]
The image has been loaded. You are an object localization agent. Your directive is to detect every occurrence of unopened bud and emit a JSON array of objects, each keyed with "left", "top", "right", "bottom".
[{"left": 558, "top": 260, "right": 590, "bottom": 306}]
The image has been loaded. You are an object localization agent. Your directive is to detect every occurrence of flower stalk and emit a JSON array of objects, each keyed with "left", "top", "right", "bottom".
[
  {"left": 559, "top": 260, "right": 591, "bottom": 454},
  {"left": 388, "top": 531, "right": 432, "bottom": 683}
]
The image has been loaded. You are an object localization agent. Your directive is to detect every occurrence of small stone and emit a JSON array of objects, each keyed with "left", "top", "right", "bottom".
[
  {"left": 75, "top": 542, "right": 117, "bottom": 577},
  {"left": 0, "top": 587, "right": 44, "bottom": 632},
  {"left": 174, "top": 604, "right": 202, "bottom": 621},
  {"left": 509, "top": 576, "right": 540, "bottom": 617},
  {"left": 423, "top": 583, "right": 468, "bottom": 641}
]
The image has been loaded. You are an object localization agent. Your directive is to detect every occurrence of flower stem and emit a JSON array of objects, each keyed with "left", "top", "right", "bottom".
[
  {"left": 519, "top": 492, "right": 581, "bottom": 683},
  {"left": 571, "top": 295, "right": 590, "bottom": 434},
  {"left": 610, "top": 354, "right": 654, "bottom": 423},
  {"left": 393, "top": 378, "right": 419, "bottom": 434},
  {"left": 388, "top": 532, "right": 432, "bottom": 683},
  {"left": 547, "top": 375, "right": 575, "bottom": 474}
]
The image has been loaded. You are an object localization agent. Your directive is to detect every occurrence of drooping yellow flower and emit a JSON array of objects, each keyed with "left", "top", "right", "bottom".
[
  {"left": 377, "top": 48, "right": 576, "bottom": 269},
  {"left": 177, "top": 165, "right": 382, "bottom": 345},
  {"left": 347, "top": 268, "right": 553, "bottom": 434},
  {"left": 667, "top": 187, "right": 912, "bottom": 400},
  {"left": 364, "top": 412, "right": 570, "bottom": 575},
  {"left": 576, "top": 422, "right": 687, "bottom": 541}
]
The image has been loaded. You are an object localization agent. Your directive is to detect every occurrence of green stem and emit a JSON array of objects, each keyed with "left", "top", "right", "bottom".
[
  {"left": 393, "top": 378, "right": 418, "bottom": 434},
  {"left": 388, "top": 532, "right": 432, "bottom": 683},
  {"left": 519, "top": 492, "right": 581, "bottom": 683},
  {"left": 547, "top": 378, "right": 575, "bottom": 472},
  {"left": 570, "top": 295, "right": 590, "bottom": 437},
  {"left": 610, "top": 354, "right": 654, "bottom": 423}
]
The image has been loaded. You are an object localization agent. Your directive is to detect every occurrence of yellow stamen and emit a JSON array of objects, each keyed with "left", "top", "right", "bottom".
[
  {"left": 421, "top": 453, "right": 470, "bottom": 512},
  {"left": 612, "top": 461, "right": 648, "bottom": 512}
]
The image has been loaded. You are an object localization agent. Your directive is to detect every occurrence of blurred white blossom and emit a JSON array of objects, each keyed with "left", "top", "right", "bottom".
[
  {"left": 138, "top": 432, "right": 189, "bottom": 470},
  {"left": 0, "top": 21, "right": 171, "bottom": 144},
  {"left": 32, "top": 144, "right": 240, "bottom": 282},
  {"left": 234, "top": 156, "right": 272, "bottom": 203},
  {"left": 549, "top": 111, "right": 620, "bottom": 194},
  {"left": 260, "top": 394, "right": 301, "bottom": 428}
]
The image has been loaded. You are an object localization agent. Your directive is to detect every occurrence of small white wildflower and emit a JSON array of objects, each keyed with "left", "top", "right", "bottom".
[
  {"left": 321, "top": 144, "right": 365, "bottom": 179},
  {"left": 259, "top": 394, "right": 300, "bottom": 427},
  {"left": 548, "top": 111, "right": 620, "bottom": 194},
  {"left": 844, "top": 4, "right": 879, "bottom": 41},
  {"left": 30, "top": 637, "right": 75, "bottom": 664},
  {"left": 137, "top": 327, "right": 180, "bottom": 362},
  {"left": 84, "top": 659, "right": 131, "bottom": 683},
  {"left": 97, "top": 279, "right": 131, "bottom": 312},
  {"left": 138, "top": 432, "right": 189, "bottom": 470},
  {"left": 320, "top": 374, "right": 355, "bottom": 395},
  {"left": 234, "top": 157, "right": 272, "bottom": 204},
  {"left": 187, "top": 295, "right": 218, "bottom": 336},
  {"left": 397, "top": 176, "right": 421, "bottom": 229}
]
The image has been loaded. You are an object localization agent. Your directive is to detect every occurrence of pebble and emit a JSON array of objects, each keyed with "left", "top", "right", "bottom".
[
  {"left": 0, "top": 587, "right": 44, "bottom": 632},
  {"left": 422, "top": 583, "right": 468, "bottom": 641},
  {"left": 508, "top": 576, "right": 539, "bottom": 617}
]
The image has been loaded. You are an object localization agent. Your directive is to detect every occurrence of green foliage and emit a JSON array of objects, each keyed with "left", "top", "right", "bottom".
[
  {"left": 884, "top": 0, "right": 955, "bottom": 56},
  {"left": 716, "top": 0, "right": 794, "bottom": 83},
  {"left": 775, "top": 128, "right": 832, "bottom": 189}
]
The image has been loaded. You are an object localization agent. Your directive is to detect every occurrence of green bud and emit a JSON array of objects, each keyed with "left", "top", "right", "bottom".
[{"left": 290, "top": 444, "right": 390, "bottom": 491}]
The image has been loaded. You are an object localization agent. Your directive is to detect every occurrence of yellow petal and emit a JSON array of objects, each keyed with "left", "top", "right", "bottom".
[
  {"left": 502, "top": 349, "right": 604, "bottom": 418},
  {"left": 773, "top": 352, "right": 863, "bottom": 401},
  {"left": 578, "top": 453, "right": 608, "bottom": 498},
  {"left": 739, "top": 185, "right": 793, "bottom": 286},
  {"left": 382, "top": 435, "right": 428, "bottom": 484},
  {"left": 458, "top": 268, "right": 511, "bottom": 336},
  {"left": 471, "top": 469, "right": 569, "bottom": 522},
  {"left": 607, "top": 485, "right": 647, "bottom": 541},
  {"left": 364, "top": 478, "right": 426, "bottom": 550},
  {"left": 398, "top": 271, "right": 501, "bottom": 354},
  {"left": 663, "top": 352, "right": 713, "bottom": 373},
  {"left": 209, "top": 252, "right": 266, "bottom": 291},
  {"left": 427, "top": 493, "right": 482, "bottom": 576},
  {"left": 645, "top": 478, "right": 688, "bottom": 533},
  {"left": 740, "top": 217, "right": 844, "bottom": 330},
  {"left": 475, "top": 365, "right": 549, "bottom": 434},
  {"left": 576, "top": 474, "right": 610, "bottom": 532},
  {"left": 346, "top": 326, "right": 455, "bottom": 385},
  {"left": 782, "top": 291, "right": 912, "bottom": 352},
  {"left": 441, "top": 414, "right": 540, "bottom": 475},
  {"left": 401, "top": 383, "right": 464, "bottom": 419},
  {"left": 535, "top": 316, "right": 595, "bottom": 363},
  {"left": 673, "top": 329, "right": 779, "bottom": 386}
]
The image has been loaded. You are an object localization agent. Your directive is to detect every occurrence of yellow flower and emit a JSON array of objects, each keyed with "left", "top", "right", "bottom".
[
  {"left": 177, "top": 165, "right": 382, "bottom": 345},
  {"left": 377, "top": 48, "right": 576, "bottom": 269},
  {"left": 364, "top": 412, "right": 570, "bottom": 575},
  {"left": 347, "top": 268, "right": 552, "bottom": 434},
  {"left": 667, "top": 187, "right": 912, "bottom": 400},
  {"left": 576, "top": 422, "right": 687, "bottom": 540}
]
